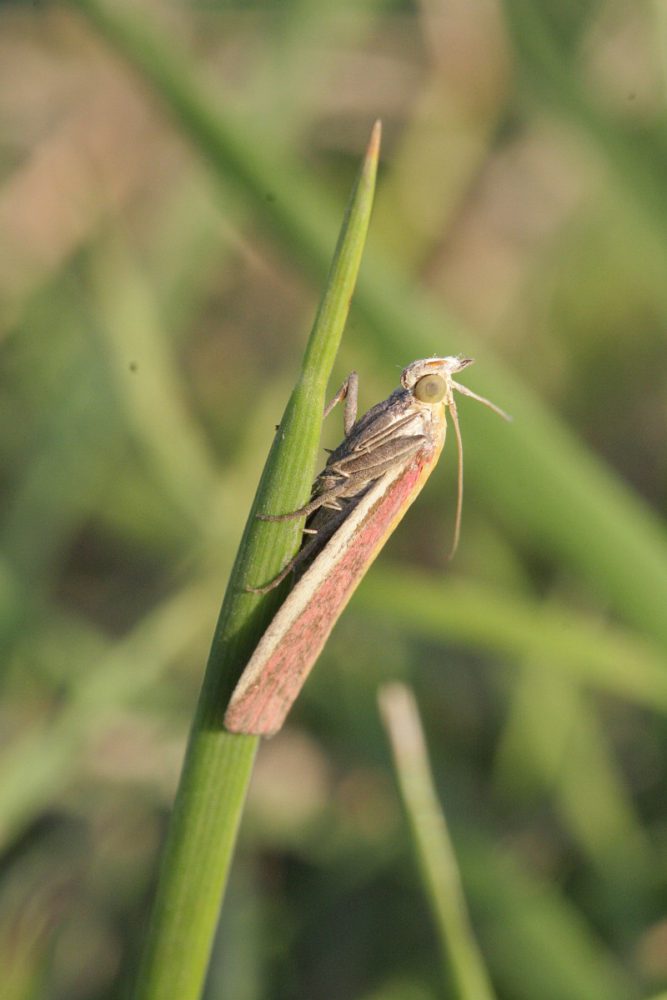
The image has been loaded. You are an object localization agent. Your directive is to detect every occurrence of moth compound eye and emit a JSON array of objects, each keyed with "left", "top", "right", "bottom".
[{"left": 414, "top": 373, "right": 447, "bottom": 403}]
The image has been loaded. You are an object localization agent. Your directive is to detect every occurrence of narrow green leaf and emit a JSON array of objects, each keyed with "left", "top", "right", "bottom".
[
  {"left": 463, "top": 835, "right": 636, "bottom": 1000},
  {"left": 133, "top": 125, "right": 380, "bottom": 1000},
  {"left": 357, "top": 568, "right": 667, "bottom": 711},
  {"left": 379, "top": 683, "right": 496, "bottom": 1000}
]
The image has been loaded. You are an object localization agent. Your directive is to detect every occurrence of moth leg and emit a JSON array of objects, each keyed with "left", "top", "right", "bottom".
[
  {"left": 246, "top": 503, "right": 352, "bottom": 594},
  {"left": 304, "top": 437, "right": 426, "bottom": 514},
  {"left": 329, "top": 434, "right": 426, "bottom": 478},
  {"left": 257, "top": 481, "right": 350, "bottom": 522},
  {"left": 245, "top": 555, "right": 304, "bottom": 596},
  {"left": 259, "top": 373, "right": 360, "bottom": 524},
  {"left": 257, "top": 499, "right": 319, "bottom": 522},
  {"left": 324, "top": 371, "right": 359, "bottom": 435},
  {"left": 347, "top": 411, "right": 422, "bottom": 455},
  {"left": 290, "top": 438, "right": 424, "bottom": 521},
  {"left": 297, "top": 438, "right": 424, "bottom": 517},
  {"left": 244, "top": 548, "right": 304, "bottom": 594}
]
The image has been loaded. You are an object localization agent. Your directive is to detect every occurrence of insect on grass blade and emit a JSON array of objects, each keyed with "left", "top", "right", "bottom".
[{"left": 225, "top": 356, "right": 509, "bottom": 736}]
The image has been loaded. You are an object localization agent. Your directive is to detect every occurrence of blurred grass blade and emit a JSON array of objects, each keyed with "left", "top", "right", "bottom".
[
  {"left": 501, "top": 0, "right": 667, "bottom": 238},
  {"left": 66, "top": 0, "right": 667, "bottom": 657},
  {"left": 133, "top": 124, "right": 381, "bottom": 1000},
  {"left": 379, "top": 683, "right": 496, "bottom": 1000},
  {"left": 90, "top": 237, "right": 219, "bottom": 523},
  {"left": 463, "top": 835, "right": 635, "bottom": 1000},
  {"left": 495, "top": 666, "right": 652, "bottom": 882},
  {"left": 358, "top": 568, "right": 667, "bottom": 711}
]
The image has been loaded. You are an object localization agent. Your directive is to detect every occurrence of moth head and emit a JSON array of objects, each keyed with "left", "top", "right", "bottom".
[{"left": 401, "top": 356, "right": 474, "bottom": 405}]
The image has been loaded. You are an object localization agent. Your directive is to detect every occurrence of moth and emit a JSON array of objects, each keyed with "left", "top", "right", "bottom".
[{"left": 224, "top": 356, "right": 509, "bottom": 736}]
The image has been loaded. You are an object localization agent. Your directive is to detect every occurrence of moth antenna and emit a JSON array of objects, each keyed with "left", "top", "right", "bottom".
[
  {"left": 447, "top": 395, "right": 464, "bottom": 560},
  {"left": 451, "top": 381, "right": 512, "bottom": 422}
]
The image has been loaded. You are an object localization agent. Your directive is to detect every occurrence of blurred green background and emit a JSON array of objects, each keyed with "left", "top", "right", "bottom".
[{"left": 2, "top": 1, "right": 667, "bottom": 998}]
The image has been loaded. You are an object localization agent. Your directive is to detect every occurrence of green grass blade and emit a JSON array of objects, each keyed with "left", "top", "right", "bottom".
[
  {"left": 463, "top": 835, "right": 636, "bottom": 1000},
  {"left": 501, "top": 0, "right": 667, "bottom": 239},
  {"left": 495, "top": 667, "right": 652, "bottom": 878},
  {"left": 379, "top": 683, "right": 496, "bottom": 1000},
  {"left": 65, "top": 0, "right": 667, "bottom": 656},
  {"left": 357, "top": 568, "right": 667, "bottom": 711},
  {"left": 133, "top": 125, "right": 380, "bottom": 1000},
  {"left": 65, "top": 0, "right": 344, "bottom": 269}
]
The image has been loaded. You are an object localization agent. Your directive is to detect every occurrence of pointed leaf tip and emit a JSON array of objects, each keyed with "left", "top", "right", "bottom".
[{"left": 366, "top": 119, "right": 382, "bottom": 165}]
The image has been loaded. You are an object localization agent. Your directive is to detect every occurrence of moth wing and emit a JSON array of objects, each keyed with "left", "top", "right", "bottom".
[{"left": 224, "top": 443, "right": 442, "bottom": 736}]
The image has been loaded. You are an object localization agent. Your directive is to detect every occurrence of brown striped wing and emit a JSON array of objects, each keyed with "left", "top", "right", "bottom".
[{"left": 224, "top": 441, "right": 443, "bottom": 736}]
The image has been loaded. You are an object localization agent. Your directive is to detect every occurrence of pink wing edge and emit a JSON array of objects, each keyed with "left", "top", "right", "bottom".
[{"left": 224, "top": 436, "right": 444, "bottom": 737}]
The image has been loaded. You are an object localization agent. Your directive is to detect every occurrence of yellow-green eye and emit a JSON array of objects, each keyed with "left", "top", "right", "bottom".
[{"left": 414, "top": 373, "right": 447, "bottom": 403}]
